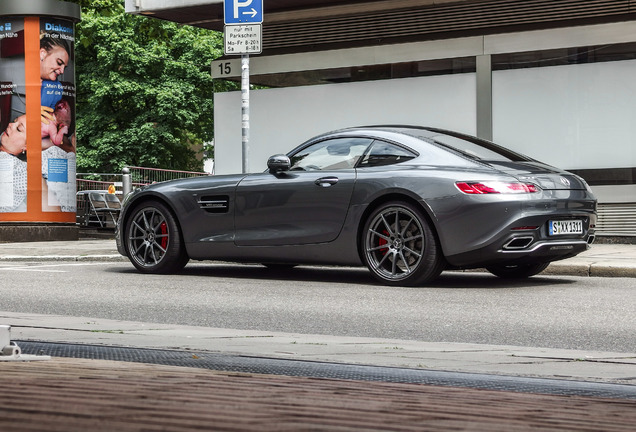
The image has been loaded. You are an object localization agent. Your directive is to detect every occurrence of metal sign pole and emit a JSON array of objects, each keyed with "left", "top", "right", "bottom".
[
  {"left": 241, "top": 54, "right": 250, "bottom": 173},
  {"left": 223, "top": 0, "right": 262, "bottom": 174}
]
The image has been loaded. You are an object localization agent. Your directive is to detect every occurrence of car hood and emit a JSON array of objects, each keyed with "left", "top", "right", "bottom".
[
  {"left": 135, "top": 173, "right": 248, "bottom": 192},
  {"left": 485, "top": 161, "right": 589, "bottom": 190}
]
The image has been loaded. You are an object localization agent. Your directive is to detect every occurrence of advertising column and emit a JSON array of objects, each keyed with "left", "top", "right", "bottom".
[{"left": 0, "top": 1, "right": 80, "bottom": 240}]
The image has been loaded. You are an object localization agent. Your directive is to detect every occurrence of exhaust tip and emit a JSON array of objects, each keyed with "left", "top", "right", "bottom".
[{"left": 503, "top": 236, "right": 534, "bottom": 250}]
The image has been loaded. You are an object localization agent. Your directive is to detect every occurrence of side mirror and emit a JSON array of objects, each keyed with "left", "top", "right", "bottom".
[{"left": 267, "top": 154, "right": 291, "bottom": 173}]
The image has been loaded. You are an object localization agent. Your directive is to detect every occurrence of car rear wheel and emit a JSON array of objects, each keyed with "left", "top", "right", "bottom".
[
  {"left": 362, "top": 201, "right": 444, "bottom": 286},
  {"left": 125, "top": 200, "right": 189, "bottom": 273},
  {"left": 486, "top": 262, "right": 550, "bottom": 279}
]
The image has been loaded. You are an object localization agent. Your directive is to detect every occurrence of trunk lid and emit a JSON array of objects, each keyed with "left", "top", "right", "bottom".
[{"left": 486, "top": 161, "right": 589, "bottom": 190}]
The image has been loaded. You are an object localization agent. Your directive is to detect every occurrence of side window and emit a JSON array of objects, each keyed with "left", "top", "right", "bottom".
[
  {"left": 358, "top": 140, "right": 417, "bottom": 167},
  {"left": 290, "top": 138, "right": 372, "bottom": 171}
]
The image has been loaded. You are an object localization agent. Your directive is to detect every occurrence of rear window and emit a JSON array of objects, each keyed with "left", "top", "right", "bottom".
[{"left": 430, "top": 133, "right": 532, "bottom": 162}]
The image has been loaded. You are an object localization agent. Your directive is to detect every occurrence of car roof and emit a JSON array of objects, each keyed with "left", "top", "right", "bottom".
[
  {"left": 306, "top": 125, "right": 535, "bottom": 164},
  {"left": 352, "top": 125, "right": 478, "bottom": 141},
  {"left": 321, "top": 125, "right": 474, "bottom": 143},
  {"left": 302, "top": 125, "right": 437, "bottom": 146},
  {"left": 357, "top": 125, "right": 439, "bottom": 136}
]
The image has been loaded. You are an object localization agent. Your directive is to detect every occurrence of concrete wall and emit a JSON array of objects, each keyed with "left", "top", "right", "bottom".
[{"left": 214, "top": 73, "right": 476, "bottom": 174}]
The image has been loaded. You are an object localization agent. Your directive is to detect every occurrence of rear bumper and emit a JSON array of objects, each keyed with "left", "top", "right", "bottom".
[
  {"left": 497, "top": 237, "right": 592, "bottom": 262},
  {"left": 446, "top": 233, "right": 595, "bottom": 268},
  {"left": 433, "top": 188, "right": 597, "bottom": 268}
]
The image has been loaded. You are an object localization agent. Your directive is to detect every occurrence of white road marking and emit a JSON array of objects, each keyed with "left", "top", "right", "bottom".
[{"left": 0, "top": 262, "right": 106, "bottom": 272}]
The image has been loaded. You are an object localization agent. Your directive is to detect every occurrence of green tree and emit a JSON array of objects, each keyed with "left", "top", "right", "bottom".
[{"left": 68, "top": 0, "right": 229, "bottom": 173}]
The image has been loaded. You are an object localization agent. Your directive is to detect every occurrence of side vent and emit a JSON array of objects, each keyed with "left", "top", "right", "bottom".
[
  {"left": 198, "top": 196, "right": 229, "bottom": 213},
  {"left": 596, "top": 203, "right": 636, "bottom": 237}
]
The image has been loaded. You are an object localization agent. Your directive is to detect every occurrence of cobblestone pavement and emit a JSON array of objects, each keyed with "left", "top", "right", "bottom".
[{"left": 2, "top": 358, "right": 636, "bottom": 432}]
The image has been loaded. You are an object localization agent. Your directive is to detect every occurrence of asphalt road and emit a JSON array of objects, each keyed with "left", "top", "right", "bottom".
[{"left": 1, "top": 260, "right": 634, "bottom": 353}]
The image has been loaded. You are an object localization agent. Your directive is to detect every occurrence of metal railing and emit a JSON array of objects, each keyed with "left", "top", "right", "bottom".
[
  {"left": 76, "top": 167, "right": 210, "bottom": 227},
  {"left": 77, "top": 177, "right": 121, "bottom": 193},
  {"left": 77, "top": 167, "right": 210, "bottom": 195},
  {"left": 126, "top": 166, "right": 210, "bottom": 185}
]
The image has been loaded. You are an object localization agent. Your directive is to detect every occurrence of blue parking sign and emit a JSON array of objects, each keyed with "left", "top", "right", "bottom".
[{"left": 224, "top": 0, "right": 263, "bottom": 24}]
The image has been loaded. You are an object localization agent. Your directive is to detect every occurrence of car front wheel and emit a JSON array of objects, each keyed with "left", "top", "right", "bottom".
[
  {"left": 125, "top": 200, "right": 189, "bottom": 273},
  {"left": 362, "top": 201, "right": 444, "bottom": 286}
]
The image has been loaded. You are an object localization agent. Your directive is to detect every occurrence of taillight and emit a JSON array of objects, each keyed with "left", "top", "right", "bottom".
[{"left": 456, "top": 181, "right": 539, "bottom": 194}]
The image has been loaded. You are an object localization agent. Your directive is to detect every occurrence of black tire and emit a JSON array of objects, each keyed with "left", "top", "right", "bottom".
[
  {"left": 361, "top": 201, "right": 444, "bottom": 286},
  {"left": 486, "top": 262, "right": 550, "bottom": 279},
  {"left": 125, "top": 200, "right": 189, "bottom": 273}
]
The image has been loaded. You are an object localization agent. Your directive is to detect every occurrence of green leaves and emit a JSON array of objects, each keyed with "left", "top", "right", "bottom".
[{"left": 69, "top": 0, "right": 231, "bottom": 173}]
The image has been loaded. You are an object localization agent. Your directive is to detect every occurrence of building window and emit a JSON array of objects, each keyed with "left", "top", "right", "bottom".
[
  {"left": 214, "top": 56, "right": 476, "bottom": 90},
  {"left": 492, "top": 42, "right": 636, "bottom": 71}
]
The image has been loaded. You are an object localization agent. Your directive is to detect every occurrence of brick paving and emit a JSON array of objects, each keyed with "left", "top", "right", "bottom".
[{"left": 1, "top": 358, "right": 635, "bottom": 431}]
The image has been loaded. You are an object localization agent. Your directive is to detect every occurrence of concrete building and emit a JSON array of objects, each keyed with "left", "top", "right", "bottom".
[{"left": 126, "top": 0, "right": 636, "bottom": 237}]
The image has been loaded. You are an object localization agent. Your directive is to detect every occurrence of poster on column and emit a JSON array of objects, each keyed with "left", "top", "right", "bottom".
[
  {"left": 0, "top": 18, "right": 27, "bottom": 212},
  {"left": 40, "top": 17, "right": 76, "bottom": 213}
]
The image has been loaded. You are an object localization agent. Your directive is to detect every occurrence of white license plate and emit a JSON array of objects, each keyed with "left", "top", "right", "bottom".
[{"left": 549, "top": 220, "right": 583, "bottom": 235}]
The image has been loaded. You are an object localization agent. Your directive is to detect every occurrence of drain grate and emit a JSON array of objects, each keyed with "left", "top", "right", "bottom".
[{"left": 18, "top": 340, "right": 636, "bottom": 400}]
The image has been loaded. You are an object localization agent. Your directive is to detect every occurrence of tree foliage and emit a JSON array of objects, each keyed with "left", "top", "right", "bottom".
[{"left": 67, "top": 0, "right": 228, "bottom": 172}]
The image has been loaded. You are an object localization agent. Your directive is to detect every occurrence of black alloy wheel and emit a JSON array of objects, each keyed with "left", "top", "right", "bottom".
[
  {"left": 362, "top": 201, "right": 444, "bottom": 286},
  {"left": 125, "top": 200, "right": 189, "bottom": 273}
]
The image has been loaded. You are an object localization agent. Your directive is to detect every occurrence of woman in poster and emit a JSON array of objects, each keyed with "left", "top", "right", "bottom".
[
  {"left": 39, "top": 34, "right": 70, "bottom": 124},
  {"left": 1, "top": 107, "right": 75, "bottom": 213},
  {"left": 0, "top": 18, "right": 26, "bottom": 214},
  {"left": 39, "top": 32, "right": 75, "bottom": 213},
  {"left": 0, "top": 4, "right": 80, "bottom": 224},
  {"left": 0, "top": 116, "right": 27, "bottom": 212}
]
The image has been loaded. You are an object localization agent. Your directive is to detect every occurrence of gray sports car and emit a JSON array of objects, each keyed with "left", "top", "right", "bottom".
[{"left": 116, "top": 126, "right": 597, "bottom": 286}]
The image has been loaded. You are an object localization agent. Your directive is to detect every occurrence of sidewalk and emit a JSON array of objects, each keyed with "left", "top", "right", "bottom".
[
  {"left": 4, "top": 311, "right": 636, "bottom": 384},
  {"left": 1, "top": 238, "right": 635, "bottom": 430},
  {"left": 3, "top": 311, "right": 636, "bottom": 431}
]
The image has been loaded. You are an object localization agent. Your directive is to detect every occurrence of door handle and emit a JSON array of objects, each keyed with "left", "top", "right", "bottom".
[{"left": 314, "top": 177, "right": 339, "bottom": 187}]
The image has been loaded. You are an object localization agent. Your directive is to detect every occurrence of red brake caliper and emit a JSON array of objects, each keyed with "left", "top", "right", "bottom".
[
  {"left": 378, "top": 230, "right": 389, "bottom": 255},
  {"left": 160, "top": 221, "right": 168, "bottom": 249}
]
